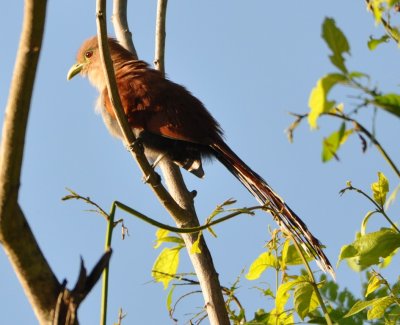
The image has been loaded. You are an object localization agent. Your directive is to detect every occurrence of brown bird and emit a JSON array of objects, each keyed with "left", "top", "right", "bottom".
[{"left": 67, "top": 36, "right": 334, "bottom": 278}]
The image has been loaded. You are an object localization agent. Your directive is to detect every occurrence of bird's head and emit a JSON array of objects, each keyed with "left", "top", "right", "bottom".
[
  {"left": 67, "top": 36, "right": 107, "bottom": 90},
  {"left": 67, "top": 36, "right": 137, "bottom": 90}
]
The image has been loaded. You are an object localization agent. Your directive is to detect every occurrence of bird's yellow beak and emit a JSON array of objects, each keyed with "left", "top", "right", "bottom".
[{"left": 67, "top": 62, "right": 84, "bottom": 80}]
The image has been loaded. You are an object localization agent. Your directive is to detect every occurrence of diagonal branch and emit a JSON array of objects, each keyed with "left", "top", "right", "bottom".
[
  {"left": 109, "top": 1, "right": 230, "bottom": 323},
  {"left": 96, "top": 0, "right": 192, "bottom": 225},
  {"left": 0, "top": 1, "right": 62, "bottom": 323},
  {"left": 150, "top": 1, "right": 231, "bottom": 323}
]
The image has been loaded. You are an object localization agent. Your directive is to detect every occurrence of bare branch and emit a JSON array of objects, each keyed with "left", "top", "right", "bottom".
[
  {"left": 0, "top": 0, "right": 62, "bottom": 323},
  {"left": 154, "top": 0, "right": 168, "bottom": 74},
  {"left": 96, "top": 0, "right": 189, "bottom": 224},
  {"left": 112, "top": 0, "right": 137, "bottom": 56},
  {"left": 109, "top": 1, "right": 230, "bottom": 323},
  {"left": 152, "top": 1, "right": 230, "bottom": 323}
]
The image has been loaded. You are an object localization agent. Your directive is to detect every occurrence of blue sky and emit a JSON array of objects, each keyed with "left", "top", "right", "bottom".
[{"left": 1, "top": 1, "right": 400, "bottom": 324}]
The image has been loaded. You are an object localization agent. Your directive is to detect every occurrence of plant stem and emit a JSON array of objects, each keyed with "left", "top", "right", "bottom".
[
  {"left": 347, "top": 186, "right": 400, "bottom": 233},
  {"left": 115, "top": 201, "right": 263, "bottom": 233},
  {"left": 100, "top": 203, "right": 116, "bottom": 325},
  {"left": 291, "top": 236, "right": 333, "bottom": 325},
  {"left": 326, "top": 112, "right": 400, "bottom": 179}
]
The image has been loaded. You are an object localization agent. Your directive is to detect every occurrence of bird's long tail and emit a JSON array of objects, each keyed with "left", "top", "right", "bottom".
[{"left": 211, "top": 141, "right": 335, "bottom": 278}]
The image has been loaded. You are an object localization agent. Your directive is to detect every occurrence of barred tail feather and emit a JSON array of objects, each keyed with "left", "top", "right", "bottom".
[{"left": 211, "top": 141, "right": 335, "bottom": 279}]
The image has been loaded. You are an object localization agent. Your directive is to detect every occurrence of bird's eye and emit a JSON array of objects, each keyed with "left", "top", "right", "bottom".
[{"left": 85, "top": 50, "right": 93, "bottom": 59}]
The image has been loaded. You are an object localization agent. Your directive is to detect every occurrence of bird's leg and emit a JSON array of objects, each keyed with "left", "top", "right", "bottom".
[
  {"left": 125, "top": 133, "right": 161, "bottom": 185},
  {"left": 150, "top": 152, "right": 167, "bottom": 170},
  {"left": 142, "top": 153, "right": 165, "bottom": 184}
]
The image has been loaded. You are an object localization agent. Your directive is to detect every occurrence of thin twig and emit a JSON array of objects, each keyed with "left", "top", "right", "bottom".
[
  {"left": 288, "top": 112, "right": 400, "bottom": 179},
  {"left": 341, "top": 185, "right": 400, "bottom": 233},
  {"left": 325, "top": 112, "right": 400, "bottom": 179},
  {"left": 65, "top": 191, "right": 264, "bottom": 234},
  {"left": 154, "top": 0, "right": 168, "bottom": 75}
]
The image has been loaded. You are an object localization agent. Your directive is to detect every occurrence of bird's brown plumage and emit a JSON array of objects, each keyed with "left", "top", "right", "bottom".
[{"left": 68, "top": 36, "right": 335, "bottom": 278}]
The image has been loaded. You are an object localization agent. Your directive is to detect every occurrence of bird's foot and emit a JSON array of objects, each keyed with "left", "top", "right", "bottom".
[
  {"left": 126, "top": 136, "right": 144, "bottom": 153},
  {"left": 150, "top": 152, "right": 167, "bottom": 170},
  {"left": 142, "top": 170, "right": 161, "bottom": 185}
]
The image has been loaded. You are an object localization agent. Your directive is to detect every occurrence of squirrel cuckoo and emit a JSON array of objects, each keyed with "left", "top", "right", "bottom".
[{"left": 67, "top": 36, "right": 334, "bottom": 277}]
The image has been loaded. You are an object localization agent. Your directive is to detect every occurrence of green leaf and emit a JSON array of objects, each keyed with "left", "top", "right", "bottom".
[
  {"left": 154, "top": 228, "right": 170, "bottom": 248},
  {"left": 344, "top": 299, "right": 378, "bottom": 318},
  {"left": 280, "top": 239, "right": 290, "bottom": 269},
  {"left": 190, "top": 232, "right": 202, "bottom": 254},
  {"left": 275, "top": 277, "right": 304, "bottom": 314},
  {"left": 268, "top": 309, "right": 294, "bottom": 325},
  {"left": 154, "top": 229, "right": 184, "bottom": 248},
  {"left": 371, "top": 172, "right": 389, "bottom": 206},
  {"left": 166, "top": 285, "right": 176, "bottom": 311},
  {"left": 308, "top": 73, "right": 347, "bottom": 128},
  {"left": 322, "top": 17, "right": 350, "bottom": 72},
  {"left": 385, "top": 183, "right": 400, "bottom": 210},
  {"left": 368, "top": 34, "right": 390, "bottom": 50},
  {"left": 154, "top": 236, "right": 184, "bottom": 249},
  {"left": 368, "top": 296, "right": 397, "bottom": 319},
  {"left": 372, "top": 93, "right": 400, "bottom": 118},
  {"left": 361, "top": 211, "right": 378, "bottom": 235},
  {"left": 321, "top": 123, "right": 353, "bottom": 162},
  {"left": 365, "top": 274, "right": 384, "bottom": 297},
  {"left": 294, "top": 282, "right": 320, "bottom": 320},
  {"left": 248, "top": 309, "right": 270, "bottom": 323},
  {"left": 338, "top": 228, "right": 400, "bottom": 268},
  {"left": 348, "top": 71, "right": 370, "bottom": 79},
  {"left": 379, "top": 248, "right": 397, "bottom": 268},
  {"left": 281, "top": 242, "right": 313, "bottom": 266},
  {"left": 246, "top": 252, "right": 278, "bottom": 280},
  {"left": 152, "top": 247, "right": 182, "bottom": 289}
]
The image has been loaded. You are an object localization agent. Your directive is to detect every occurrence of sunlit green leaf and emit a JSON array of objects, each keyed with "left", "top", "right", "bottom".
[
  {"left": 369, "top": 0, "right": 384, "bottom": 23},
  {"left": 166, "top": 285, "right": 176, "bottom": 311},
  {"left": 321, "top": 123, "right": 353, "bottom": 162},
  {"left": 281, "top": 242, "right": 313, "bottom": 266},
  {"left": 365, "top": 274, "right": 384, "bottom": 297},
  {"left": 154, "top": 229, "right": 184, "bottom": 248},
  {"left": 385, "top": 183, "right": 400, "bottom": 210},
  {"left": 338, "top": 228, "right": 400, "bottom": 268},
  {"left": 308, "top": 73, "right": 347, "bottom": 128},
  {"left": 379, "top": 248, "right": 397, "bottom": 268},
  {"left": 294, "top": 282, "right": 320, "bottom": 320},
  {"left": 152, "top": 247, "right": 182, "bottom": 289},
  {"left": 367, "top": 296, "right": 397, "bottom": 319},
  {"left": 248, "top": 309, "right": 270, "bottom": 323},
  {"left": 372, "top": 93, "right": 400, "bottom": 118},
  {"left": 275, "top": 278, "right": 304, "bottom": 314},
  {"left": 361, "top": 211, "right": 378, "bottom": 235},
  {"left": 154, "top": 228, "right": 170, "bottom": 248},
  {"left": 190, "top": 232, "right": 202, "bottom": 254},
  {"left": 348, "top": 71, "right": 370, "bottom": 79},
  {"left": 268, "top": 308, "right": 294, "bottom": 325},
  {"left": 246, "top": 252, "right": 278, "bottom": 280},
  {"left": 154, "top": 235, "right": 184, "bottom": 249},
  {"left": 344, "top": 299, "right": 378, "bottom": 318},
  {"left": 322, "top": 18, "right": 350, "bottom": 72},
  {"left": 368, "top": 34, "right": 390, "bottom": 50},
  {"left": 371, "top": 172, "right": 389, "bottom": 206}
]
